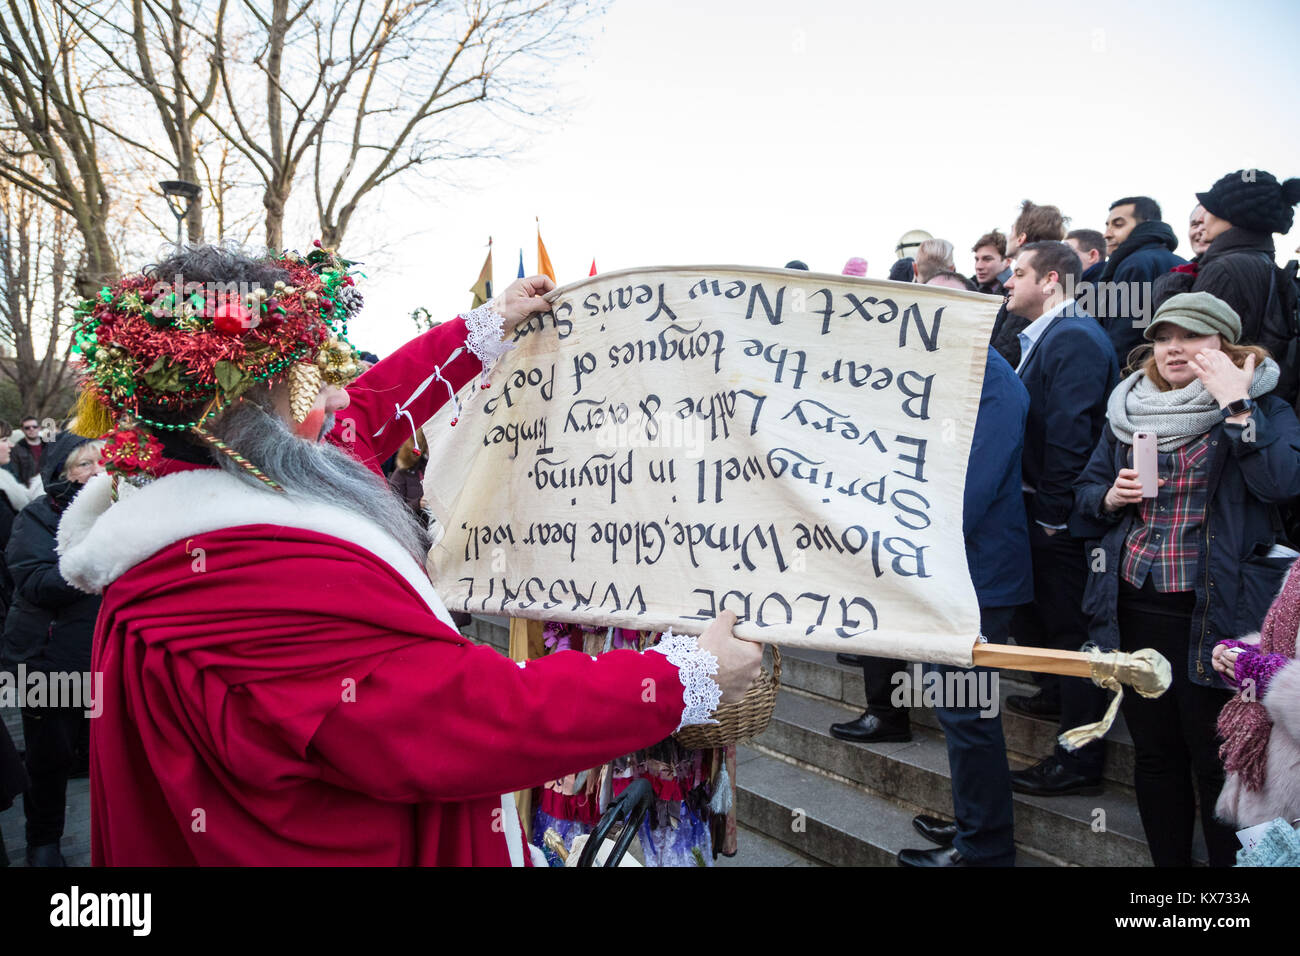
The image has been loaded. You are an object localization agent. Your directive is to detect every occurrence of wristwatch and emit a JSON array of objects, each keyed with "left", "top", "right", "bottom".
[{"left": 1219, "top": 397, "right": 1256, "bottom": 419}]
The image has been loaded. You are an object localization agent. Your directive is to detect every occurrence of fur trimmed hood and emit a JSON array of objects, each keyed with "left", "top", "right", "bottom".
[
  {"left": 0, "top": 466, "right": 34, "bottom": 513},
  {"left": 56, "top": 469, "right": 455, "bottom": 628}
]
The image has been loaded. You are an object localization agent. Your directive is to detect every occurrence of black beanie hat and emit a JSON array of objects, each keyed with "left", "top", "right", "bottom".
[{"left": 1196, "top": 169, "right": 1300, "bottom": 235}]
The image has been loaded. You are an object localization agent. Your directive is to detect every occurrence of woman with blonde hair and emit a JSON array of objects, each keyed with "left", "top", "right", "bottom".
[
  {"left": 1071, "top": 291, "right": 1300, "bottom": 867},
  {"left": 1, "top": 437, "right": 105, "bottom": 866}
]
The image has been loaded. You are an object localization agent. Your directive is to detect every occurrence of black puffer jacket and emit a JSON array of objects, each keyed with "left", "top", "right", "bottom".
[
  {"left": 0, "top": 437, "right": 101, "bottom": 673},
  {"left": 1193, "top": 227, "right": 1297, "bottom": 403},
  {"left": 990, "top": 300, "right": 1031, "bottom": 367},
  {"left": 0, "top": 468, "right": 35, "bottom": 619}
]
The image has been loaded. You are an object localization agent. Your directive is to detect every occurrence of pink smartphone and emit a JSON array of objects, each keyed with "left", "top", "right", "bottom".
[{"left": 1133, "top": 431, "right": 1159, "bottom": 498}]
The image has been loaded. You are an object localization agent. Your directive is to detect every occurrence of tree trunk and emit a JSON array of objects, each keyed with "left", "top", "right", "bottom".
[
  {"left": 180, "top": 154, "right": 204, "bottom": 245},
  {"left": 75, "top": 226, "right": 120, "bottom": 301},
  {"left": 264, "top": 190, "right": 285, "bottom": 252}
]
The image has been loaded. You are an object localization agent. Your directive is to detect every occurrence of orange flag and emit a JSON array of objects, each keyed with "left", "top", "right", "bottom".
[
  {"left": 469, "top": 238, "right": 493, "bottom": 308},
  {"left": 537, "top": 221, "right": 556, "bottom": 283}
]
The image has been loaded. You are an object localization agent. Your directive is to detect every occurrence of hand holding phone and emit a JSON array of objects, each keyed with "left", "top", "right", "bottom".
[
  {"left": 1133, "top": 431, "right": 1159, "bottom": 498},
  {"left": 1103, "top": 434, "right": 1166, "bottom": 513}
]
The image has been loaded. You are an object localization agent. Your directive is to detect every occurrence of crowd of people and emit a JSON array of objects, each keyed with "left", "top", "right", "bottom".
[
  {"left": 0, "top": 167, "right": 1298, "bottom": 869},
  {"left": 808, "top": 167, "right": 1300, "bottom": 867}
]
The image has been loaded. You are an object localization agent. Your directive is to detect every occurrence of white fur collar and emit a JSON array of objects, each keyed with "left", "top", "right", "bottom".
[
  {"left": 57, "top": 470, "right": 455, "bottom": 628},
  {"left": 0, "top": 467, "right": 32, "bottom": 512}
]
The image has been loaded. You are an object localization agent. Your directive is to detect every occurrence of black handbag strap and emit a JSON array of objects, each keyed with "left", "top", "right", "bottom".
[{"left": 576, "top": 777, "right": 656, "bottom": 868}]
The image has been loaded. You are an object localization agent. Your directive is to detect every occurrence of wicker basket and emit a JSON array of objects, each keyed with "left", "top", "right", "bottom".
[{"left": 674, "top": 646, "right": 781, "bottom": 749}]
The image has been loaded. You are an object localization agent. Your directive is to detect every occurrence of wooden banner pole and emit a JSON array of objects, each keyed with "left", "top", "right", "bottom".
[
  {"left": 970, "top": 643, "right": 1096, "bottom": 677},
  {"left": 508, "top": 617, "right": 546, "bottom": 840}
]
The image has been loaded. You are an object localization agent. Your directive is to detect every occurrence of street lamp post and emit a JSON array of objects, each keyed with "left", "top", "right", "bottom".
[{"left": 159, "top": 179, "right": 201, "bottom": 253}]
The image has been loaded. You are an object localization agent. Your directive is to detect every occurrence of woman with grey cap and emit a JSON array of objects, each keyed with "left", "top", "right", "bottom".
[{"left": 1070, "top": 291, "right": 1300, "bottom": 867}]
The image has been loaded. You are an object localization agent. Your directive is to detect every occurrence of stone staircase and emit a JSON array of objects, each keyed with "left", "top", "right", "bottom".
[{"left": 466, "top": 616, "right": 1203, "bottom": 867}]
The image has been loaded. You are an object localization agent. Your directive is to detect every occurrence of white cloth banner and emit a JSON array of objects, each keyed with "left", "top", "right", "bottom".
[{"left": 423, "top": 265, "right": 998, "bottom": 666}]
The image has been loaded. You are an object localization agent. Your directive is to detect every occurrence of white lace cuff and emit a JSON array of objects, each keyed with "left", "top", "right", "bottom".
[
  {"left": 462, "top": 301, "right": 514, "bottom": 374},
  {"left": 649, "top": 630, "right": 723, "bottom": 732}
]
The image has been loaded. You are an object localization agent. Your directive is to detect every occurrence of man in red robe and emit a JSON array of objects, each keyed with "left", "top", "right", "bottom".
[{"left": 58, "top": 245, "right": 760, "bottom": 865}]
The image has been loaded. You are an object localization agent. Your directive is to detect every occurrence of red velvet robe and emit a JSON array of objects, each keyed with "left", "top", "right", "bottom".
[{"left": 70, "top": 318, "right": 695, "bottom": 865}]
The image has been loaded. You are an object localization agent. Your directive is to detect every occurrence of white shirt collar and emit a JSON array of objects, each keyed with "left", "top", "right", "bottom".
[
  {"left": 1016, "top": 298, "right": 1076, "bottom": 372},
  {"left": 1021, "top": 297, "right": 1075, "bottom": 344}
]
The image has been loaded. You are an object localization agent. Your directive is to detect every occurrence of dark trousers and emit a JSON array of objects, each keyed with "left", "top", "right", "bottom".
[
  {"left": 1025, "top": 519, "right": 1106, "bottom": 777},
  {"left": 931, "top": 605, "right": 1016, "bottom": 865},
  {"left": 20, "top": 704, "right": 86, "bottom": 848},
  {"left": 1118, "top": 591, "right": 1239, "bottom": 867},
  {"left": 862, "top": 657, "right": 909, "bottom": 729}
]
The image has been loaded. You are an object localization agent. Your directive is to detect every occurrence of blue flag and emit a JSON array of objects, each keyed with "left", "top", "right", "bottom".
[{"left": 517, "top": 250, "right": 525, "bottom": 279}]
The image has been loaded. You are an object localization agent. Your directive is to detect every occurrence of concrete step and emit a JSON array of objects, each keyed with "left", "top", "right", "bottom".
[
  {"left": 715, "top": 823, "right": 823, "bottom": 867},
  {"left": 777, "top": 646, "right": 1137, "bottom": 788},
  {"left": 466, "top": 614, "right": 511, "bottom": 651},
  {"left": 753, "top": 690, "right": 1168, "bottom": 867},
  {"left": 734, "top": 746, "right": 1053, "bottom": 866}
]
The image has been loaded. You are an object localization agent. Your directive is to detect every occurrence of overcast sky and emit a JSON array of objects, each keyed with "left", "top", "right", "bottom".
[{"left": 337, "top": 0, "right": 1300, "bottom": 357}]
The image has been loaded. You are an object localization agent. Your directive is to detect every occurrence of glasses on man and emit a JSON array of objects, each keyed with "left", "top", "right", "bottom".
[{"left": 22, "top": 424, "right": 39, "bottom": 430}]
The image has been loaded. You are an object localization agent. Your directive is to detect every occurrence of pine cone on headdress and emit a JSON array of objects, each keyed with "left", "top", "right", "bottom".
[{"left": 287, "top": 363, "right": 323, "bottom": 424}]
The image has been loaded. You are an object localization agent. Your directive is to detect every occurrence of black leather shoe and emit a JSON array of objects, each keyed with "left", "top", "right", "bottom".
[
  {"left": 1005, "top": 692, "right": 1061, "bottom": 721},
  {"left": 1010, "top": 756, "right": 1102, "bottom": 797},
  {"left": 898, "top": 845, "right": 970, "bottom": 867},
  {"left": 829, "top": 713, "right": 911, "bottom": 743},
  {"left": 836, "top": 653, "right": 869, "bottom": 666},
  {"left": 25, "top": 844, "right": 67, "bottom": 867},
  {"left": 912, "top": 814, "right": 957, "bottom": 846}
]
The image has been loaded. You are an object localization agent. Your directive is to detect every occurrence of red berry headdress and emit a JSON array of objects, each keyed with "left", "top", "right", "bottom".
[{"left": 70, "top": 242, "right": 364, "bottom": 489}]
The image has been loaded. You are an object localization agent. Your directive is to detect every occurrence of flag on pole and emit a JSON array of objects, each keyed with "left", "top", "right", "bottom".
[
  {"left": 470, "top": 239, "right": 493, "bottom": 308},
  {"left": 537, "top": 219, "right": 556, "bottom": 283},
  {"left": 517, "top": 249, "right": 526, "bottom": 279},
  {"left": 589, "top": 259, "right": 597, "bottom": 276}
]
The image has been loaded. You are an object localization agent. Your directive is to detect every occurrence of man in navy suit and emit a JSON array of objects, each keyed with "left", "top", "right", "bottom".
[
  {"left": 896, "top": 343, "right": 1034, "bottom": 866},
  {"left": 1003, "top": 241, "right": 1119, "bottom": 795}
]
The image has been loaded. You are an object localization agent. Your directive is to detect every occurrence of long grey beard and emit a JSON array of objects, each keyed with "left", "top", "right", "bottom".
[{"left": 207, "top": 390, "right": 430, "bottom": 561}]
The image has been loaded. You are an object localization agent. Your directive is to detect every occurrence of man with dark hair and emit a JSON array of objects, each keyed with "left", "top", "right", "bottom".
[
  {"left": 1066, "top": 229, "right": 1107, "bottom": 282},
  {"left": 887, "top": 257, "right": 915, "bottom": 282},
  {"left": 1106, "top": 197, "right": 1163, "bottom": 241},
  {"left": 1001, "top": 241, "right": 1118, "bottom": 796},
  {"left": 1066, "top": 229, "right": 1108, "bottom": 316},
  {"left": 971, "top": 231, "right": 1010, "bottom": 296},
  {"left": 8, "top": 416, "right": 47, "bottom": 486},
  {"left": 1097, "top": 196, "right": 1185, "bottom": 370},
  {"left": 990, "top": 202, "right": 1070, "bottom": 365}
]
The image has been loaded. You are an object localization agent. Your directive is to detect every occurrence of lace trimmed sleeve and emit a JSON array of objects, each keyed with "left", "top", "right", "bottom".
[
  {"left": 649, "top": 630, "right": 723, "bottom": 732},
  {"left": 461, "top": 301, "right": 514, "bottom": 376}
]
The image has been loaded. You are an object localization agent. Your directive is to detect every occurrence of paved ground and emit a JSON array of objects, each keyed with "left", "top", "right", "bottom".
[{"left": 2, "top": 706, "right": 92, "bottom": 867}]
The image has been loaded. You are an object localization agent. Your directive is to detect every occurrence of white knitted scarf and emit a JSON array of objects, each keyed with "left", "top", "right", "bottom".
[{"left": 1107, "top": 357, "right": 1280, "bottom": 451}]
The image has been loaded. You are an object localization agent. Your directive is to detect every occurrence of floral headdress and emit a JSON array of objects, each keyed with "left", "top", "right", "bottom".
[{"left": 71, "top": 241, "right": 364, "bottom": 490}]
